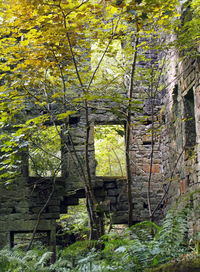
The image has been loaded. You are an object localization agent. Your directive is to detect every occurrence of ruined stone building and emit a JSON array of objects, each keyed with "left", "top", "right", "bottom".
[
  {"left": 161, "top": 51, "right": 200, "bottom": 231},
  {"left": 0, "top": 3, "right": 200, "bottom": 255}
]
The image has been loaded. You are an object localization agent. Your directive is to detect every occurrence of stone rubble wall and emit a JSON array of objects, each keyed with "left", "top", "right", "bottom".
[
  {"left": 0, "top": 176, "right": 61, "bottom": 248},
  {"left": 0, "top": 39, "right": 167, "bottom": 249},
  {"left": 65, "top": 90, "right": 165, "bottom": 223},
  {"left": 161, "top": 47, "right": 200, "bottom": 236},
  {"left": 4, "top": 36, "right": 200, "bottom": 249}
]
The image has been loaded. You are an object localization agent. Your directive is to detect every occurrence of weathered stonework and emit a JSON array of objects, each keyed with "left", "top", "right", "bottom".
[
  {"left": 1, "top": 8, "right": 200, "bottom": 250},
  {"left": 0, "top": 88, "right": 165, "bottom": 250},
  {"left": 160, "top": 46, "right": 200, "bottom": 237}
]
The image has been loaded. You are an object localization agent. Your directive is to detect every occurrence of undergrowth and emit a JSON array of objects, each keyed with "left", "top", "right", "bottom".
[{"left": 0, "top": 209, "right": 195, "bottom": 272}]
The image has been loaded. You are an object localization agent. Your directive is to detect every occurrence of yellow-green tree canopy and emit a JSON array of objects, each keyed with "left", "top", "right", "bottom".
[{"left": 0, "top": 0, "right": 181, "bottom": 181}]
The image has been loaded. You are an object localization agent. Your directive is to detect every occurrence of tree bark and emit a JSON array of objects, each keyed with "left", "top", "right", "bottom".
[{"left": 125, "top": 23, "right": 139, "bottom": 227}]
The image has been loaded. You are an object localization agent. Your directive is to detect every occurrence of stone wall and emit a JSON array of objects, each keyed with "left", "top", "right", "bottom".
[
  {"left": 0, "top": 86, "right": 166, "bottom": 249},
  {"left": 0, "top": 36, "right": 168, "bottom": 250},
  {"left": 0, "top": 176, "right": 61, "bottom": 250},
  {"left": 4, "top": 33, "right": 200, "bottom": 250},
  {"left": 161, "top": 45, "right": 200, "bottom": 235},
  {"left": 129, "top": 96, "right": 164, "bottom": 221},
  {"left": 65, "top": 86, "right": 165, "bottom": 223}
]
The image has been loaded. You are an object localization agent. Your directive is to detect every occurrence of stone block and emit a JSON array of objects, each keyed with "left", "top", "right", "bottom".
[
  {"left": 93, "top": 180, "right": 104, "bottom": 188},
  {"left": 8, "top": 214, "right": 25, "bottom": 221},
  {"left": 179, "top": 178, "right": 188, "bottom": 195},
  {"left": 66, "top": 197, "right": 79, "bottom": 205},
  {"left": 0, "top": 232, "right": 10, "bottom": 248},
  {"left": 15, "top": 207, "right": 28, "bottom": 214},
  {"left": 112, "top": 212, "right": 128, "bottom": 224},
  {"left": 94, "top": 189, "right": 105, "bottom": 197},
  {"left": 117, "top": 203, "right": 128, "bottom": 211},
  {"left": 107, "top": 189, "right": 118, "bottom": 196},
  {"left": 0, "top": 221, "right": 9, "bottom": 232},
  {"left": 117, "top": 195, "right": 127, "bottom": 202},
  {"left": 48, "top": 206, "right": 60, "bottom": 213},
  {"left": 105, "top": 182, "right": 116, "bottom": 189},
  {"left": 0, "top": 208, "right": 12, "bottom": 214},
  {"left": 108, "top": 196, "right": 117, "bottom": 204},
  {"left": 142, "top": 164, "right": 161, "bottom": 174},
  {"left": 40, "top": 213, "right": 60, "bottom": 219},
  {"left": 116, "top": 179, "right": 126, "bottom": 187}
]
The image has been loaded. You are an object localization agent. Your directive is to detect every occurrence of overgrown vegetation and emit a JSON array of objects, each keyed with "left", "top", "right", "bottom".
[
  {"left": 94, "top": 125, "right": 126, "bottom": 177},
  {"left": 0, "top": 0, "right": 200, "bottom": 270},
  {"left": 58, "top": 199, "right": 89, "bottom": 242},
  {"left": 0, "top": 208, "right": 198, "bottom": 272},
  {"left": 29, "top": 126, "right": 61, "bottom": 177},
  {"left": 0, "top": 0, "right": 180, "bottom": 233}
]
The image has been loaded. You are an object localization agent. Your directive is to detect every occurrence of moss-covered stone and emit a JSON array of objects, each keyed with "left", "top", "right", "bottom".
[{"left": 145, "top": 255, "right": 200, "bottom": 272}]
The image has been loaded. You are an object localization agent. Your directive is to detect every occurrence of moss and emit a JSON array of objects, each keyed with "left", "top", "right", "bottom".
[
  {"left": 145, "top": 254, "right": 200, "bottom": 272},
  {"left": 145, "top": 262, "right": 178, "bottom": 272},
  {"left": 60, "top": 240, "right": 90, "bottom": 259}
]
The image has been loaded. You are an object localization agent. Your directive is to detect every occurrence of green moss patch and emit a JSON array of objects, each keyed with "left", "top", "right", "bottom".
[{"left": 145, "top": 254, "right": 200, "bottom": 272}]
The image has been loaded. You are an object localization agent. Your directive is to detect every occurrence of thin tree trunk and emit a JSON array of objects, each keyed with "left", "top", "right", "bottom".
[
  {"left": 66, "top": 32, "right": 105, "bottom": 240},
  {"left": 125, "top": 23, "right": 139, "bottom": 227},
  {"left": 147, "top": 72, "right": 155, "bottom": 221},
  {"left": 61, "top": 6, "right": 119, "bottom": 238}
]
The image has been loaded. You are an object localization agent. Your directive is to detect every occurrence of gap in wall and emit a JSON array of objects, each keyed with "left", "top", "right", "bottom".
[
  {"left": 94, "top": 124, "right": 126, "bottom": 177},
  {"left": 29, "top": 126, "right": 61, "bottom": 177},
  {"left": 184, "top": 89, "right": 196, "bottom": 151}
]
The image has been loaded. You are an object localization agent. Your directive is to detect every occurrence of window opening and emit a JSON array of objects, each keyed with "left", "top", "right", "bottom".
[
  {"left": 171, "top": 85, "right": 179, "bottom": 143},
  {"left": 29, "top": 126, "right": 61, "bottom": 177},
  {"left": 10, "top": 231, "right": 50, "bottom": 248},
  {"left": 94, "top": 125, "right": 126, "bottom": 177},
  {"left": 184, "top": 89, "right": 196, "bottom": 151},
  {"left": 172, "top": 84, "right": 178, "bottom": 116}
]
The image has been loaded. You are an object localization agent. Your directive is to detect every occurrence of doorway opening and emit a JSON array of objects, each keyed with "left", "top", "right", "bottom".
[{"left": 94, "top": 124, "right": 126, "bottom": 177}]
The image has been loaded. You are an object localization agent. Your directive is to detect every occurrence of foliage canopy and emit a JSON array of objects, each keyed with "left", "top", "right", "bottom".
[{"left": 0, "top": 0, "right": 181, "bottom": 181}]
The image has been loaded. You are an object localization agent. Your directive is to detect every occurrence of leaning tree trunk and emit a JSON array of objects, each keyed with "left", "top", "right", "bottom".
[{"left": 125, "top": 23, "right": 139, "bottom": 227}]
